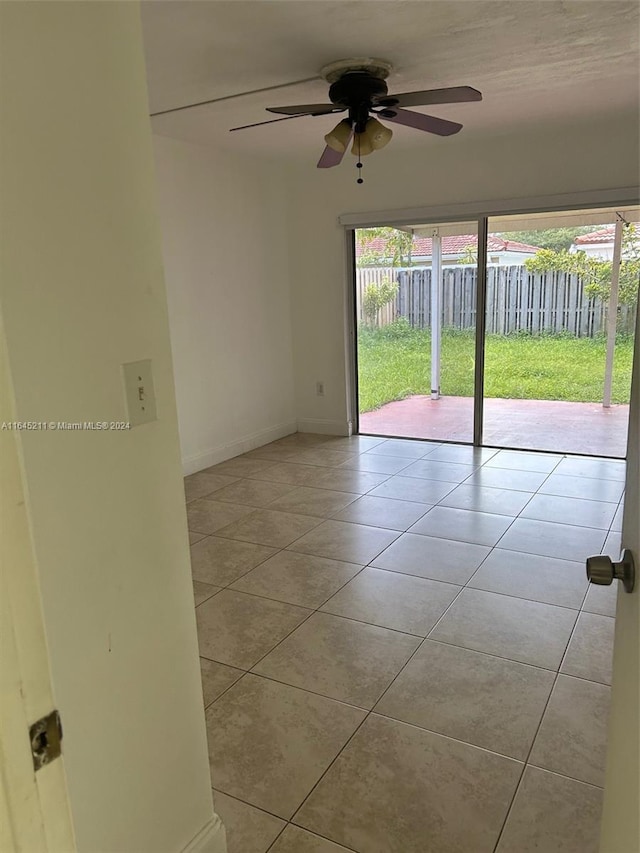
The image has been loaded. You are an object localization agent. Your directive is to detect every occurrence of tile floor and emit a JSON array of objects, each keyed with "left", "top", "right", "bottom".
[{"left": 186, "top": 433, "right": 622, "bottom": 853}]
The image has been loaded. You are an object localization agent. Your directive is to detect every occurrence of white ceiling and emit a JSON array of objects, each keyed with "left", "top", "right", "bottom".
[{"left": 142, "top": 0, "right": 640, "bottom": 159}]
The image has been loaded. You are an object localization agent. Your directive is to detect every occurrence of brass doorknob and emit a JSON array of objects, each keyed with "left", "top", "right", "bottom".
[{"left": 586, "top": 549, "right": 635, "bottom": 593}]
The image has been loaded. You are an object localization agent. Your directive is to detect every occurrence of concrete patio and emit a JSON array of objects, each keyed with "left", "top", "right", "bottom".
[{"left": 359, "top": 395, "right": 629, "bottom": 458}]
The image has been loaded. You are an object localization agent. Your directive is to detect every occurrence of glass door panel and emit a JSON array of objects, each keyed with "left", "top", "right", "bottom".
[
  {"left": 483, "top": 207, "right": 639, "bottom": 457},
  {"left": 355, "top": 220, "right": 478, "bottom": 443}
]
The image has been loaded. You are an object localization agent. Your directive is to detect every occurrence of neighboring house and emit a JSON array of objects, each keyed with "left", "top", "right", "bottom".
[
  {"left": 357, "top": 234, "right": 542, "bottom": 266},
  {"left": 570, "top": 225, "right": 616, "bottom": 260}
]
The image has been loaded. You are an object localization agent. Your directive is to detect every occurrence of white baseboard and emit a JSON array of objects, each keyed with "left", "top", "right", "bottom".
[
  {"left": 297, "top": 418, "right": 351, "bottom": 436},
  {"left": 182, "top": 420, "right": 297, "bottom": 475},
  {"left": 181, "top": 815, "right": 227, "bottom": 853}
]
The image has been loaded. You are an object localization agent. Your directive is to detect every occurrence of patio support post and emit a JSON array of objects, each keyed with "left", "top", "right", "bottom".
[
  {"left": 473, "top": 217, "right": 488, "bottom": 446},
  {"left": 603, "top": 217, "right": 624, "bottom": 408},
  {"left": 431, "top": 229, "right": 442, "bottom": 400}
]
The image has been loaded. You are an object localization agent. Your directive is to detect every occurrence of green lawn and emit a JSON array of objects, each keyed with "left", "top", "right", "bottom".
[{"left": 358, "top": 322, "right": 635, "bottom": 413}]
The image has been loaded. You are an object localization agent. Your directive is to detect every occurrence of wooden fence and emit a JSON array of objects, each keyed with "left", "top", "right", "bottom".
[{"left": 356, "top": 265, "right": 637, "bottom": 336}]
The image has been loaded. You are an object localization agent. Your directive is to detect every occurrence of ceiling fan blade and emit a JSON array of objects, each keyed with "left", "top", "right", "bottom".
[
  {"left": 317, "top": 140, "right": 351, "bottom": 169},
  {"left": 375, "top": 86, "right": 482, "bottom": 108},
  {"left": 230, "top": 114, "right": 313, "bottom": 132},
  {"left": 383, "top": 108, "right": 463, "bottom": 136},
  {"left": 267, "top": 104, "right": 343, "bottom": 116}
]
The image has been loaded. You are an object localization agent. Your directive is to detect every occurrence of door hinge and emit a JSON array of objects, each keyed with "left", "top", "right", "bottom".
[{"left": 29, "top": 710, "right": 63, "bottom": 771}]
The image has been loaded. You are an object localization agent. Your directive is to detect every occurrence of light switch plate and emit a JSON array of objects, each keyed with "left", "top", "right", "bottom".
[{"left": 122, "top": 359, "right": 157, "bottom": 427}]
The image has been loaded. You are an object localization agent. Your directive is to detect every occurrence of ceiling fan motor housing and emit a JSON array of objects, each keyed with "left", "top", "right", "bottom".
[{"left": 329, "top": 72, "right": 389, "bottom": 131}]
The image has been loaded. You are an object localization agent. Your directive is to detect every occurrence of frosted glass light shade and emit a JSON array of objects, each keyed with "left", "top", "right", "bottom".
[
  {"left": 351, "top": 131, "right": 373, "bottom": 156},
  {"left": 324, "top": 119, "right": 352, "bottom": 152},
  {"left": 364, "top": 117, "right": 393, "bottom": 150}
]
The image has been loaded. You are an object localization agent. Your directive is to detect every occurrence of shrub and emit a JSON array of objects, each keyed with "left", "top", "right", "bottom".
[{"left": 362, "top": 278, "right": 399, "bottom": 326}]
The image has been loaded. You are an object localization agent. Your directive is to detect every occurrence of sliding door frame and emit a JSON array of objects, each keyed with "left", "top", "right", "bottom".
[{"left": 344, "top": 186, "right": 639, "bottom": 447}]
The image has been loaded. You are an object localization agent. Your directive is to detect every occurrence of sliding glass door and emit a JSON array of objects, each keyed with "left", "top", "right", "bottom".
[{"left": 352, "top": 202, "right": 638, "bottom": 459}]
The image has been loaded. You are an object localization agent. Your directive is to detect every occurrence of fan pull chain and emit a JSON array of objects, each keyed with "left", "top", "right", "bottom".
[{"left": 356, "top": 133, "right": 364, "bottom": 184}]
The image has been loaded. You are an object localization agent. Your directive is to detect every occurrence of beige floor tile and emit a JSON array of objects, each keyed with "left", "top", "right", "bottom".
[
  {"left": 466, "top": 467, "right": 548, "bottom": 492},
  {"left": 521, "top": 494, "right": 616, "bottom": 530},
  {"left": 553, "top": 457, "right": 626, "bottom": 482},
  {"left": 254, "top": 612, "right": 420, "bottom": 709},
  {"left": 430, "top": 589, "right": 577, "bottom": 669},
  {"left": 376, "top": 641, "right": 554, "bottom": 760},
  {"left": 208, "top": 458, "right": 278, "bottom": 478},
  {"left": 311, "top": 468, "right": 391, "bottom": 494},
  {"left": 438, "top": 483, "right": 532, "bottom": 516},
  {"left": 485, "top": 450, "right": 561, "bottom": 473},
  {"left": 427, "top": 445, "right": 497, "bottom": 464},
  {"left": 186, "top": 499, "right": 254, "bottom": 535},
  {"left": 365, "top": 438, "right": 435, "bottom": 458},
  {"left": 409, "top": 506, "right": 513, "bottom": 546},
  {"left": 602, "top": 530, "right": 622, "bottom": 558},
  {"left": 190, "top": 536, "right": 277, "bottom": 586},
  {"left": 322, "top": 435, "right": 385, "bottom": 452},
  {"left": 193, "top": 580, "right": 221, "bottom": 606},
  {"left": 401, "top": 459, "right": 478, "bottom": 483},
  {"left": 249, "top": 462, "right": 327, "bottom": 486},
  {"left": 295, "top": 714, "right": 522, "bottom": 853},
  {"left": 611, "top": 502, "right": 623, "bottom": 531},
  {"left": 539, "top": 473, "right": 624, "bottom": 503},
  {"left": 196, "top": 590, "right": 311, "bottom": 669},
  {"left": 288, "top": 520, "right": 399, "bottom": 564},
  {"left": 372, "top": 532, "right": 490, "bottom": 585},
  {"left": 270, "top": 826, "right": 353, "bottom": 852},
  {"left": 184, "top": 471, "right": 240, "bottom": 502},
  {"left": 529, "top": 675, "right": 611, "bottom": 786},
  {"left": 268, "top": 486, "right": 356, "bottom": 518},
  {"left": 496, "top": 766, "right": 603, "bottom": 853},
  {"left": 332, "top": 495, "right": 431, "bottom": 531},
  {"left": 189, "top": 530, "right": 206, "bottom": 545},
  {"left": 211, "top": 479, "right": 297, "bottom": 507},
  {"left": 321, "top": 567, "right": 459, "bottom": 636},
  {"left": 213, "top": 790, "right": 285, "bottom": 853},
  {"left": 561, "top": 612, "right": 615, "bottom": 685},
  {"left": 494, "top": 518, "right": 606, "bottom": 563},
  {"left": 271, "top": 433, "right": 328, "bottom": 448},
  {"left": 582, "top": 582, "right": 617, "bottom": 617},
  {"left": 217, "top": 509, "right": 323, "bottom": 548},
  {"left": 291, "top": 448, "right": 360, "bottom": 468},
  {"left": 244, "top": 446, "right": 304, "bottom": 462},
  {"left": 206, "top": 674, "right": 366, "bottom": 819},
  {"left": 468, "top": 549, "right": 587, "bottom": 609},
  {"left": 369, "top": 475, "right": 455, "bottom": 503},
  {"left": 338, "top": 453, "right": 414, "bottom": 475},
  {"left": 231, "top": 551, "right": 362, "bottom": 609},
  {"left": 200, "top": 659, "right": 243, "bottom": 707}
]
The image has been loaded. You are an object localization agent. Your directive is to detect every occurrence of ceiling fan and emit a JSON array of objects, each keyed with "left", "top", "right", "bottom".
[{"left": 230, "top": 59, "right": 482, "bottom": 181}]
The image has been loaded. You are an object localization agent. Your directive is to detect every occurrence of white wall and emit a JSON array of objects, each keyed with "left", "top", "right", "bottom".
[
  {"left": 285, "top": 114, "right": 640, "bottom": 432},
  {"left": 0, "top": 4, "right": 223, "bottom": 852},
  {"left": 153, "top": 135, "right": 296, "bottom": 474}
]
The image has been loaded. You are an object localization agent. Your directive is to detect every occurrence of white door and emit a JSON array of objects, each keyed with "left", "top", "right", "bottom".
[
  {"left": 599, "top": 307, "right": 639, "bottom": 852},
  {"left": 0, "top": 317, "right": 76, "bottom": 852}
]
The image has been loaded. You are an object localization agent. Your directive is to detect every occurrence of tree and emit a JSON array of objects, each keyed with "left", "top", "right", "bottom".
[
  {"left": 523, "top": 224, "right": 640, "bottom": 307},
  {"left": 501, "top": 226, "right": 599, "bottom": 252},
  {"left": 357, "top": 227, "right": 414, "bottom": 267}
]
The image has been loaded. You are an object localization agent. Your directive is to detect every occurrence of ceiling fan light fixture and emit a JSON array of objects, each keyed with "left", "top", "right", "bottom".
[
  {"left": 324, "top": 119, "right": 352, "bottom": 152},
  {"left": 364, "top": 117, "right": 393, "bottom": 150},
  {"left": 351, "top": 131, "right": 373, "bottom": 156}
]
